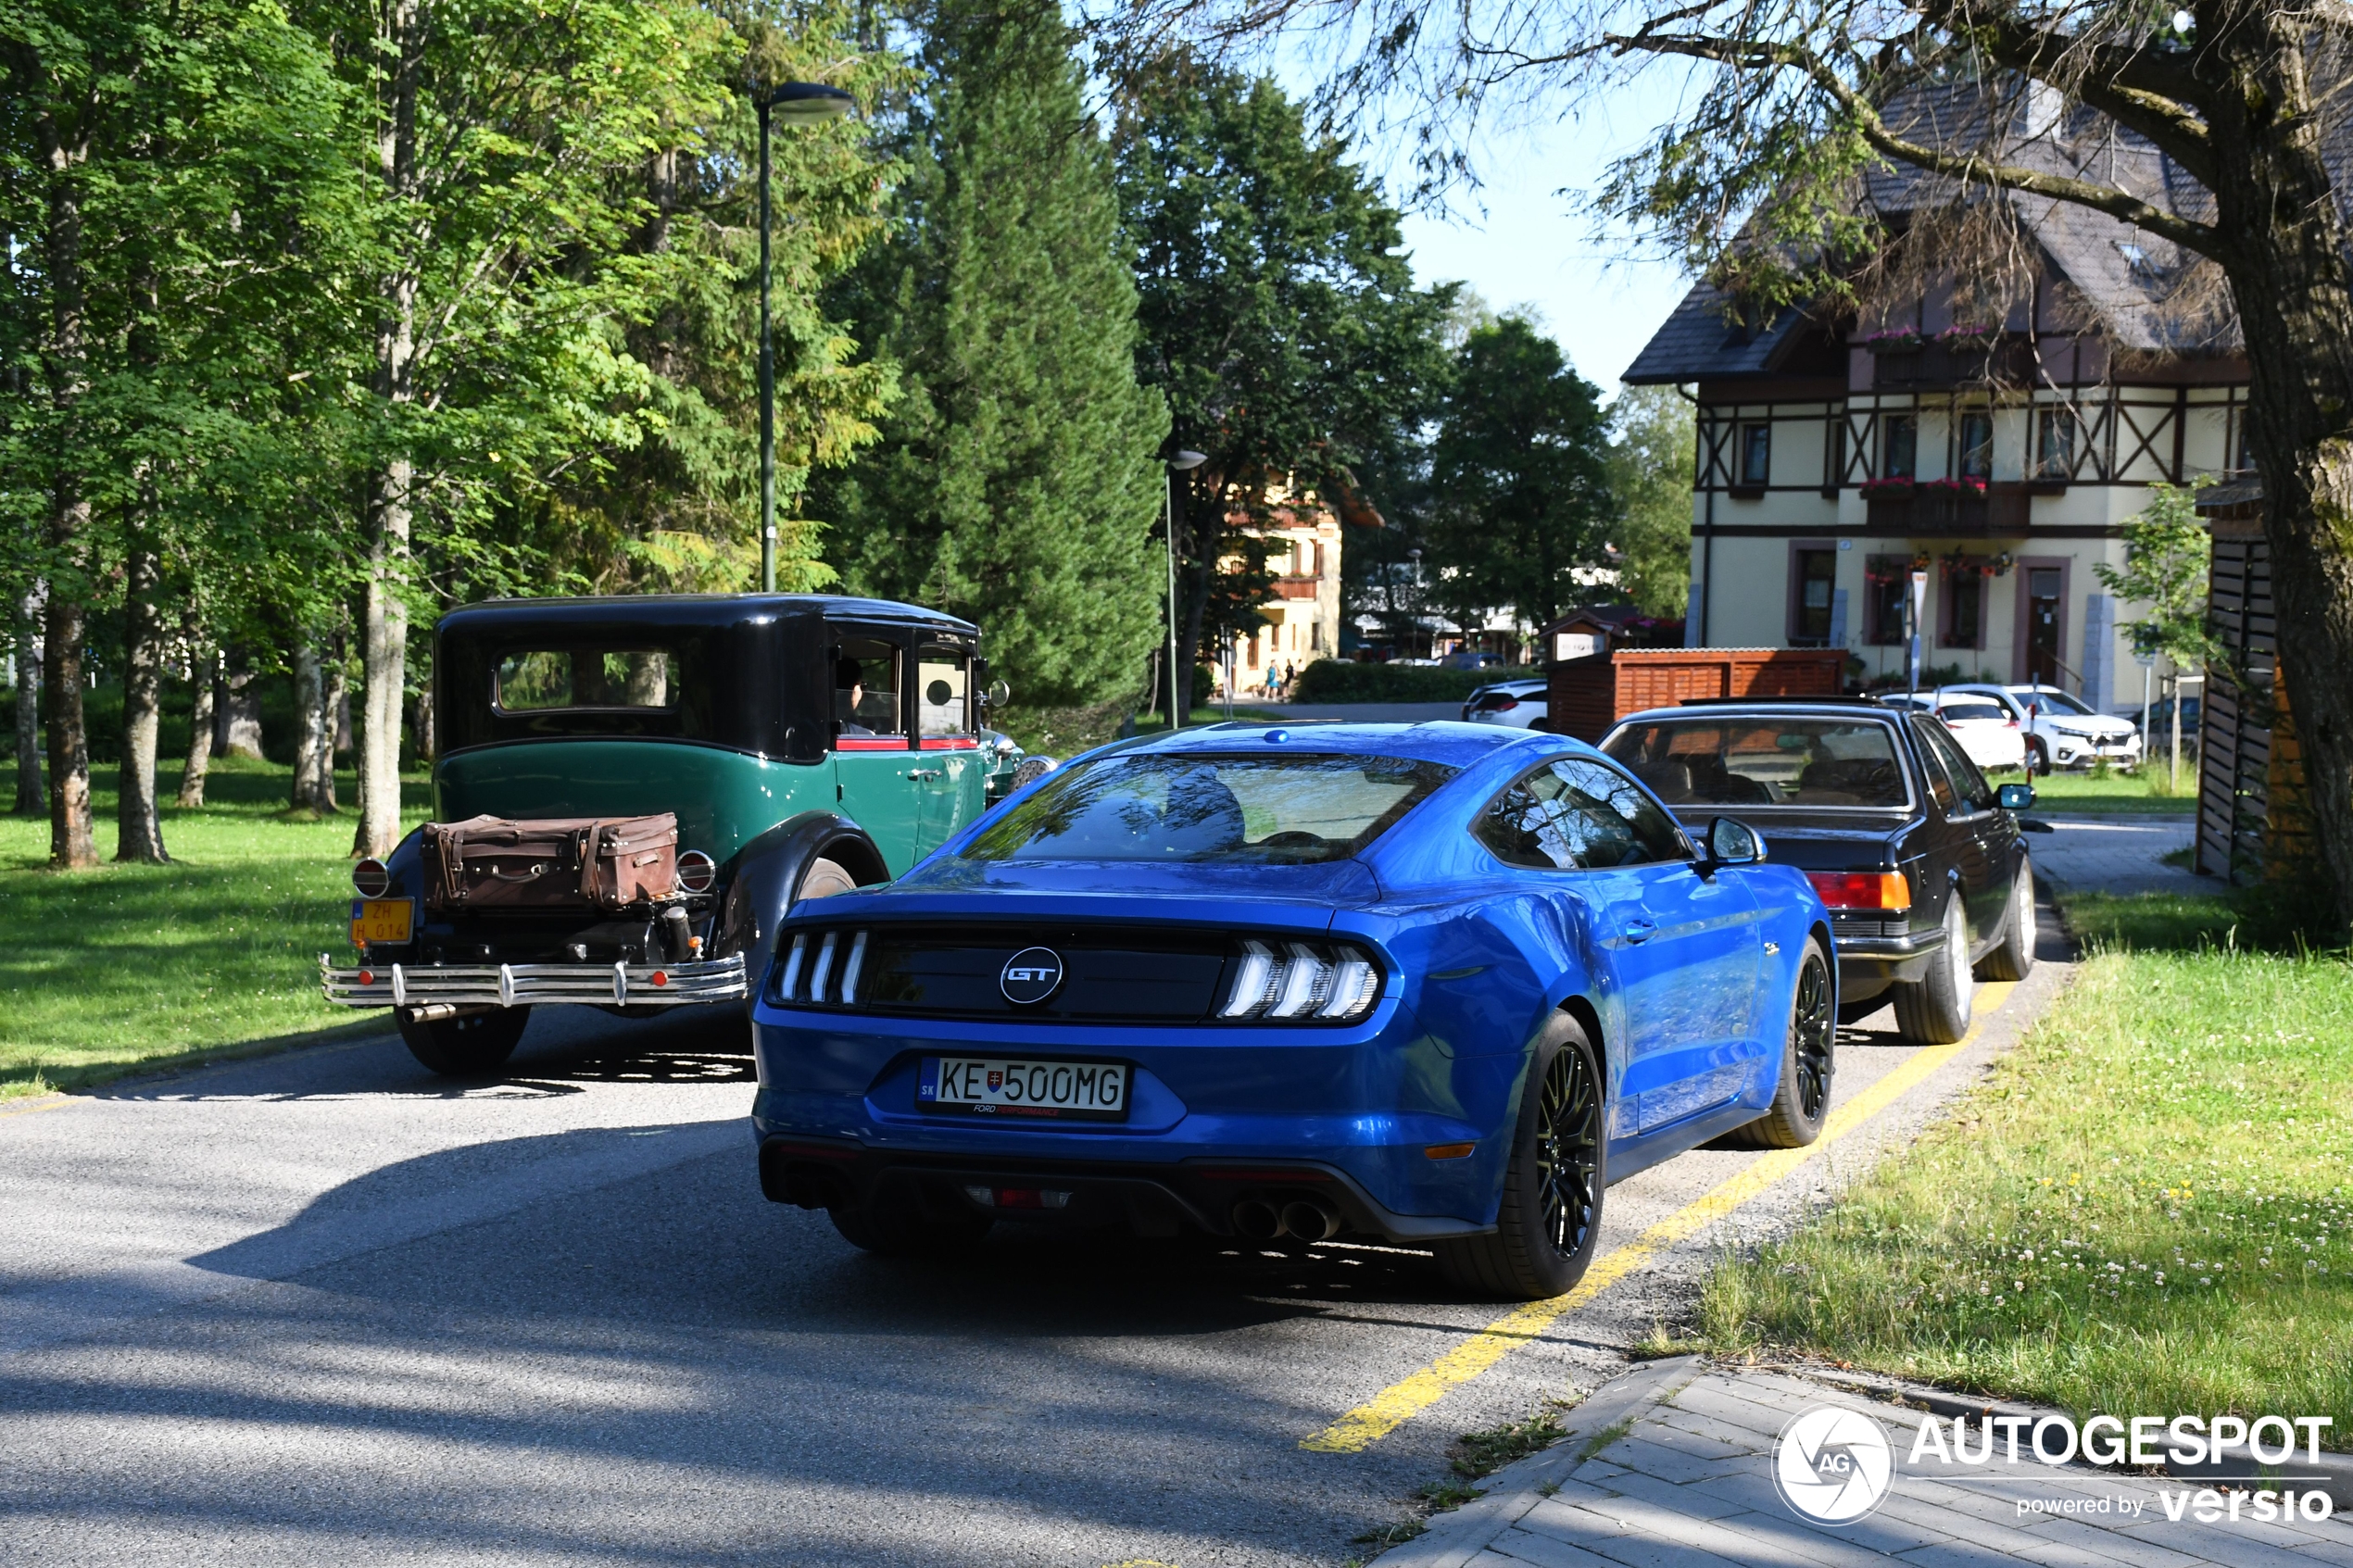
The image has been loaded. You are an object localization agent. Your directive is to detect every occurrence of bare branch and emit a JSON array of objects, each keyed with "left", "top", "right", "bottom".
[{"left": 1607, "top": 30, "right": 2230, "bottom": 262}]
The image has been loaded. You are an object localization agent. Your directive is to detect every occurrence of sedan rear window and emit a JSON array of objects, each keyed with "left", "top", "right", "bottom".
[
  {"left": 1603, "top": 719, "right": 1908, "bottom": 809},
  {"left": 961, "top": 753, "right": 1457, "bottom": 864}
]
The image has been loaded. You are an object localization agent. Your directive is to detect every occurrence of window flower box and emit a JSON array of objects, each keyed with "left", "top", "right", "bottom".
[
  {"left": 1858, "top": 477, "right": 1915, "bottom": 497},
  {"left": 1859, "top": 328, "right": 1926, "bottom": 353}
]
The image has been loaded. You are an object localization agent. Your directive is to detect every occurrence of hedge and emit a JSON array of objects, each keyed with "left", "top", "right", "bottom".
[{"left": 1290, "top": 660, "right": 1509, "bottom": 704}]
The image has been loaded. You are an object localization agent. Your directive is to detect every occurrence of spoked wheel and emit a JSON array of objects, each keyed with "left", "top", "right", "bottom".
[
  {"left": 1435, "top": 1014, "right": 1604, "bottom": 1299},
  {"left": 1722, "top": 938, "right": 1834, "bottom": 1148},
  {"left": 1893, "top": 896, "right": 1973, "bottom": 1044}
]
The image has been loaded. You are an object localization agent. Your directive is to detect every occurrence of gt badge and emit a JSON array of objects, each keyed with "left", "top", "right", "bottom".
[{"left": 1000, "top": 946, "right": 1064, "bottom": 1005}]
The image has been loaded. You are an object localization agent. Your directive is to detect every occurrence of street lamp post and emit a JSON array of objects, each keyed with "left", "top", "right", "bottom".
[
  {"left": 757, "top": 82, "right": 854, "bottom": 594},
  {"left": 1164, "top": 451, "right": 1207, "bottom": 728}
]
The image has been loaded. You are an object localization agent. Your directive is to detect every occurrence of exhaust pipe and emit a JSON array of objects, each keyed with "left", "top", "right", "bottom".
[
  {"left": 1280, "top": 1198, "right": 1341, "bottom": 1242},
  {"left": 1231, "top": 1198, "right": 1283, "bottom": 1240}
]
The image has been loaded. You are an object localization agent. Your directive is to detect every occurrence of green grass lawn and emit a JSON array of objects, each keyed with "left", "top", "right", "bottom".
[
  {"left": 1992, "top": 764, "right": 2197, "bottom": 814},
  {"left": 1676, "top": 885, "right": 2351, "bottom": 1442},
  {"left": 0, "top": 759, "right": 428, "bottom": 1098}
]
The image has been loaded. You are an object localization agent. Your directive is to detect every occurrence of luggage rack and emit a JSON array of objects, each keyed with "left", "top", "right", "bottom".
[{"left": 321, "top": 952, "right": 748, "bottom": 1009}]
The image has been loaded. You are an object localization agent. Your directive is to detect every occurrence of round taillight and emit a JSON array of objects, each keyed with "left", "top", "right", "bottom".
[
  {"left": 358, "top": 969, "right": 375, "bottom": 985},
  {"left": 352, "top": 859, "right": 392, "bottom": 898},
  {"left": 650, "top": 970, "right": 669, "bottom": 987},
  {"left": 676, "top": 849, "right": 716, "bottom": 894}
]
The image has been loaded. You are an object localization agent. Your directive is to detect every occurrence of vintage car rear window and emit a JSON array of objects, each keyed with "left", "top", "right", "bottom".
[
  {"left": 1603, "top": 719, "right": 1909, "bottom": 809},
  {"left": 960, "top": 753, "right": 1457, "bottom": 863},
  {"left": 496, "top": 648, "right": 678, "bottom": 711}
]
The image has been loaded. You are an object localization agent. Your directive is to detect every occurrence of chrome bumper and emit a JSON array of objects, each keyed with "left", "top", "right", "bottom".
[{"left": 320, "top": 953, "right": 749, "bottom": 1009}]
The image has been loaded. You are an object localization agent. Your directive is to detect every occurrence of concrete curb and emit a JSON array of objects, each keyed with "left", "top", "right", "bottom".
[{"left": 1370, "top": 1354, "right": 1706, "bottom": 1567}]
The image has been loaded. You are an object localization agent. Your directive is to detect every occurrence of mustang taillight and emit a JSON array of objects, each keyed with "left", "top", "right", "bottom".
[
  {"left": 1807, "top": 872, "right": 1912, "bottom": 911},
  {"left": 1219, "top": 939, "right": 1382, "bottom": 1022},
  {"left": 776, "top": 929, "right": 868, "bottom": 1005}
]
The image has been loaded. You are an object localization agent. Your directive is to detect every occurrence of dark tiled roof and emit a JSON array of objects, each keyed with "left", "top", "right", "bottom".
[{"left": 1622, "top": 282, "right": 1823, "bottom": 384}]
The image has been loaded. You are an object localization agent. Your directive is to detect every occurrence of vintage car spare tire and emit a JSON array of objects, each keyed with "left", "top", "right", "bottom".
[
  {"left": 794, "top": 856, "right": 858, "bottom": 903},
  {"left": 397, "top": 1006, "right": 531, "bottom": 1077}
]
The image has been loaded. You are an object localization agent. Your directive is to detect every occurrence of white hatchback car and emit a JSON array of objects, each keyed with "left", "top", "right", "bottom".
[
  {"left": 1880, "top": 694, "right": 2029, "bottom": 772},
  {"left": 1461, "top": 678, "right": 1550, "bottom": 729},
  {"left": 1945, "top": 683, "right": 2143, "bottom": 770}
]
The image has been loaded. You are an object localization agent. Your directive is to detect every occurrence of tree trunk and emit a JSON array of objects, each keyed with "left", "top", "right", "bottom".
[
  {"left": 11, "top": 585, "right": 43, "bottom": 816},
  {"left": 291, "top": 640, "right": 329, "bottom": 814},
  {"left": 321, "top": 649, "right": 346, "bottom": 811},
  {"left": 2205, "top": 22, "right": 2353, "bottom": 932},
  {"left": 42, "top": 579, "right": 94, "bottom": 869},
  {"left": 116, "top": 531, "right": 170, "bottom": 861},
  {"left": 36, "top": 103, "right": 95, "bottom": 869},
  {"left": 178, "top": 636, "right": 214, "bottom": 809},
  {"left": 357, "top": 0, "right": 422, "bottom": 859},
  {"left": 216, "top": 654, "right": 265, "bottom": 759}
]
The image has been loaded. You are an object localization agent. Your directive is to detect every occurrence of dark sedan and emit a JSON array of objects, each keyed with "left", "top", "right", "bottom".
[{"left": 1600, "top": 699, "right": 2037, "bottom": 1043}]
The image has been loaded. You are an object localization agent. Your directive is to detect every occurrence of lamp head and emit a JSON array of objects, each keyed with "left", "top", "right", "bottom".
[
  {"left": 1168, "top": 450, "right": 1208, "bottom": 471},
  {"left": 766, "top": 82, "right": 853, "bottom": 120}
]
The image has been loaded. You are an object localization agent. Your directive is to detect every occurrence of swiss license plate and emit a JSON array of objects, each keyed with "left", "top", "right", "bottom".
[
  {"left": 349, "top": 898, "right": 414, "bottom": 946},
  {"left": 920, "top": 1057, "right": 1130, "bottom": 1122}
]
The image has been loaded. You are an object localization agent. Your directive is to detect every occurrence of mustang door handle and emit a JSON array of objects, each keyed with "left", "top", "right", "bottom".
[
  {"left": 1622, "top": 919, "right": 1656, "bottom": 945},
  {"left": 906, "top": 769, "right": 943, "bottom": 782}
]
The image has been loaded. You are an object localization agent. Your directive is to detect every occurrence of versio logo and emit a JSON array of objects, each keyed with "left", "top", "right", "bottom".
[{"left": 1774, "top": 1404, "right": 1895, "bottom": 1524}]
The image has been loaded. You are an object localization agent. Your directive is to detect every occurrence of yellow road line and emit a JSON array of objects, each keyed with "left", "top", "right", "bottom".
[
  {"left": 0, "top": 1093, "right": 78, "bottom": 1121},
  {"left": 1300, "top": 981, "right": 2019, "bottom": 1454}
]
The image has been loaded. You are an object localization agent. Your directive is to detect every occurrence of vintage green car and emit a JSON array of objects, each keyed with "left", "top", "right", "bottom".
[{"left": 321, "top": 594, "right": 1039, "bottom": 1074}]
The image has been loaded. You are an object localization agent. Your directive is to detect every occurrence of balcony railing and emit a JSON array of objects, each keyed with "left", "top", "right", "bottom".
[{"left": 1861, "top": 482, "right": 2032, "bottom": 536}]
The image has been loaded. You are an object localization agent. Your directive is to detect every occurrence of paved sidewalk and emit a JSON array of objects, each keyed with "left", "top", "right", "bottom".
[
  {"left": 2030, "top": 812, "right": 2204, "bottom": 897},
  {"left": 1377, "top": 1357, "right": 2353, "bottom": 1568}
]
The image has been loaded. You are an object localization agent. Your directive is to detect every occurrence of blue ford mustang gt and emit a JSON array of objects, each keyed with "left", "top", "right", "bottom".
[{"left": 750, "top": 722, "right": 1834, "bottom": 1299}]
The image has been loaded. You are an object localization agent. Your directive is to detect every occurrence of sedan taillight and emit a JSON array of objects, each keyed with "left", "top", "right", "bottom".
[{"left": 1806, "top": 872, "right": 1912, "bottom": 911}]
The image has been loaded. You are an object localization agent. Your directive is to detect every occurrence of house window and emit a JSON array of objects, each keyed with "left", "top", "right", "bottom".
[
  {"left": 1957, "top": 411, "right": 1994, "bottom": 480},
  {"left": 1310, "top": 621, "right": 1322, "bottom": 652},
  {"left": 1865, "top": 556, "right": 1911, "bottom": 646},
  {"left": 1739, "top": 423, "right": 1771, "bottom": 486},
  {"left": 1941, "top": 570, "right": 1984, "bottom": 648},
  {"left": 2035, "top": 408, "right": 2076, "bottom": 479},
  {"left": 1791, "top": 546, "right": 1837, "bottom": 646},
  {"left": 1882, "top": 415, "right": 1918, "bottom": 479}
]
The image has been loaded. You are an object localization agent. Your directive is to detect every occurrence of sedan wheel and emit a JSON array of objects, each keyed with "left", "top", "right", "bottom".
[
  {"left": 1435, "top": 1014, "right": 1604, "bottom": 1300},
  {"left": 1974, "top": 862, "right": 2037, "bottom": 982},
  {"left": 1892, "top": 897, "right": 1973, "bottom": 1044}
]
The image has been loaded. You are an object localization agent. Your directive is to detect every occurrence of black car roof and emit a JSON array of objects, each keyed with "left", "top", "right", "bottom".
[{"left": 437, "top": 593, "right": 978, "bottom": 637}]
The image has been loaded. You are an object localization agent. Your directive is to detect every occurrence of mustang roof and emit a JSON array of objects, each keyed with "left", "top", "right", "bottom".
[
  {"left": 438, "top": 594, "right": 977, "bottom": 636},
  {"left": 1126, "top": 721, "right": 1562, "bottom": 770}
]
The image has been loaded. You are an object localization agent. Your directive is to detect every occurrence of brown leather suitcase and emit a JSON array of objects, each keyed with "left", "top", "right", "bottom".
[{"left": 422, "top": 813, "right": 680, "bottom": 913}]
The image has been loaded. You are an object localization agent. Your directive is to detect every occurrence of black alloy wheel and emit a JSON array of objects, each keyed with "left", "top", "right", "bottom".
[
  {"left": 1722, "top": 938, "right": 1835, "bottom": 1148},
  {"left": 1435, "top": 1013, "right": 1606, "bottom": 1299},
  {"left": 1535, "top": 1040, "right": 1603, "bottom": 1259}
]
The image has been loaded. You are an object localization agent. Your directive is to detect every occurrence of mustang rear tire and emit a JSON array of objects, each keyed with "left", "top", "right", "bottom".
[
  {"left": 1720, "top": 938, "right": 1834, "bottom": 1148},
  {"left": 1974, "top": 862, "right": 2037, "bottom": 982},
  {"left": 1435, "top": 1013, "right": 1604, "bottom": 1300},
  {"left": 396, "top": 1006, "right": 530, "bottom": 1076},
  {"left": 1892, "top": 897, "right": 1973, "bottom": 1045}
]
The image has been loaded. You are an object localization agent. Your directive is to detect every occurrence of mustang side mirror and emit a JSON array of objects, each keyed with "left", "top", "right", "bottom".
[
  {"left": 1700, "top": 815, "right": 1766, "bottom": 871},
  {"left": 982, "top": 679, "right": 1012, "bottom": 709},
  {"left": 1997, "top": 782, "right": 2036, "bottom": 810}
]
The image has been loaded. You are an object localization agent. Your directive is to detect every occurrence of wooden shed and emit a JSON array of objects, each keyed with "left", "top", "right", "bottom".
[
  {"left": 2195, "top": 483, "right": 2312, "bottom": 883},
  {"left": 1544, "top": 647, "right": 1848, "bottom": 743}
]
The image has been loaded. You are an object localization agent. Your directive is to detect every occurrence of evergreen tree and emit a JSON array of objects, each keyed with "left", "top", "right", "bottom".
[{"left": 818, "top": 0, "right": 1167, "bottom": 709}]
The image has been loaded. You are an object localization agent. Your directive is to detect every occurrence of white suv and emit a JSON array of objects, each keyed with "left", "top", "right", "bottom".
[
  {"left": 1944, "top": 684, "right": 2142, "bottom": 771},
  {"left": 1461, "top": 678, "right": 1550, "bottom": 729}
]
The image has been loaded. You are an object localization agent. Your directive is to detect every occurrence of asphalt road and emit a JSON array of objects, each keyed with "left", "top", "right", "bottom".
[{"left": 0, "top": 912, "right": 2071, "bottom": 1567}]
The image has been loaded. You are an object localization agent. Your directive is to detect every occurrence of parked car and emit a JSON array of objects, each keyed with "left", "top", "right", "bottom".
[
  {"left": 1601, "top": 699, "right": 2038, "bottom": 1042},
  {"left": 321, "top": 594, "right": 1034, "bottom": 1076},
  {"left": 1878, "top": 694, "right": 2029, "bottom": 773},
  {"left": 1461, "top": 677, "right": 1551, "bottom": 730},
  {"left": 751, "top": 722, "right": 1833, "bottom": 1299},
  {"left": 1944, "top": 683, "right": 2141, "bottom": 771},
  {"left": 2138, "top": 694, "right": 2203, "bottom": 745}
]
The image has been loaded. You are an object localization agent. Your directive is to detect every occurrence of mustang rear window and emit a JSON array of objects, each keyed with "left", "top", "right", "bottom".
[
  {"left": 496, "top": 648, "right": 677, "bottom": 711},
  {"left": 1603, "top": 720, "right": 1908, "bottom": 809},
  {"left": 961, "top": 753, "right": 1457, "bottom": 864}
]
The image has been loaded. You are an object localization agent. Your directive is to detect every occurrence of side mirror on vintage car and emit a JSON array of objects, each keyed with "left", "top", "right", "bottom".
[
  {"left": 1703, "top": 815, "right": 1767, "bottom": 870},
  {"left": 982, "top": 678, "right": 1012, "bottom": 710},
  {"left": 1996, "top": 782, "right": 2036, "bottom": 811}
]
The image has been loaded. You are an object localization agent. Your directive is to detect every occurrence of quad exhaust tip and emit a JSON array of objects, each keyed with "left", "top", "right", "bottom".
[{"left": 1231, "top": 1195, "right": 1340, "bottom": 1241}]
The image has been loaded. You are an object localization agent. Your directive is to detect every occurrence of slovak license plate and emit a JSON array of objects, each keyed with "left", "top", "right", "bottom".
[
  {"left": 920, "top": 1057, "right": 1129, "bottom": 1122},
  {"left": 349, "top": 898, "right": 414, "bottom": 945}
]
